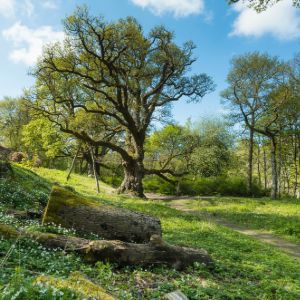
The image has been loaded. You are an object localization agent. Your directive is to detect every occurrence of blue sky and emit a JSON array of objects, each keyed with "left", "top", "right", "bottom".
[{"left": 0, "top": 0, "right": 299, "bottom": 124}]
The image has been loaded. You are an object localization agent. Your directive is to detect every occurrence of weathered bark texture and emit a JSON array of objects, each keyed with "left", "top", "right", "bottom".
[
  {"left": 247, "top": 127, "right": 254, "bottom": 194},
  {"left": 66, "top": 145, "right": 81, "bottom": 181},
  {"left": 42, "top": 186, "right": 161, "bottom": 243},
  {"left": 270, "top": 137, "right": 278, "bottom": 199},
  {"left": 263, "top": 148, "right": 268, "bottom": 190},
  {"left": 90, "top": 147, "right": 100, "bottom": 193},
  {"left": 293, "top": 134, "right": 299, "bottom": 197},
  {"left": 118, "top": 160, "right": 145, "bottom": 198},
  {"left": 0, "top": 224, "right": 213, "bottom": 270},
  {"left": 257, "top": 141, "right": 262, "bottom": 187}
]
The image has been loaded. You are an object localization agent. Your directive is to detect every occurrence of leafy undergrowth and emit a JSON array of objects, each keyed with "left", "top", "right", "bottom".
[
  {"left": 0, "top": 165, "right": 300, "bottom": 299},
  {"left": 173, "top": 197, "right": 300, "bottom": 244}
]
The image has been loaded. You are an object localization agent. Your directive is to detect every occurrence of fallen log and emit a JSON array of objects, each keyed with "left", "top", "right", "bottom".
[
  {"left": 0, "top": 223, "right": 213, "bottom": 270},
  {"left": 6, "top": 209, "right": 43, "bottom": 220},
  {"left": 42, "top": 186, "right": 162, "bottom": 243}
]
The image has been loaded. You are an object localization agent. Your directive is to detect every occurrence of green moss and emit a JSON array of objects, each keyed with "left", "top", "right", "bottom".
[
  {"left": 50, "top": 185, "right": 102, "bottom": 208},
  {"left": 33, "top": 232, "right": 59, "bottom": 242},
  {"left": 35, "top": 272, "right": 115, "bottom": 300},
  {"left": 0, "top": 223, "right": 19, "bottom": 238},
  {"left": 42, "top": 185, "right": 110, "bottom": 225}
]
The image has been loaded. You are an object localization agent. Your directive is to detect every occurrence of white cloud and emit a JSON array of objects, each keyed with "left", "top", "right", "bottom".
[
  {"left": 23, "top": 0, "right": 34, "bottom": 17},
  {"left": 0, "top": 0, "right": 16, "bottom": 17},
  {"left": 2, "top": 22, "right": 64, "bottom": 66},
  {"left": 0, "top": 0, "right": 34, "bottom": 18},
  {"left": 42, "top": 0, "right": 59, "bottom": 10},
  {"left": 230, "top": 0, "right": 300, "bottom": 40},
  {"left": 130, "top": 0, "right": 204, "bottom": 17}
]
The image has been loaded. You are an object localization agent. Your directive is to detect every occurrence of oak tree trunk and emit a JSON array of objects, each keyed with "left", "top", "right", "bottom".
[{"left": 118, "top": 159, "right": 145, "bottom": 198}]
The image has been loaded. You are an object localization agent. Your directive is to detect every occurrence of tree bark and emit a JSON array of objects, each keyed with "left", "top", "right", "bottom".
[
  {"left": 67, "top": 145, "right": 81, "bottom": 181},
  {"left": 247, "top": 127, "right": 254, "bottom": 195},
  {"left": 293, "top": 133, "right": 299, "bottom": 197},
  {"left": 117, "top": 133, "right": 146, "bottom": 198},
  {"left": 283, "top": 166, "right": 290, "bottom": 195},
  {"left": 118, "top": 159, "right": 145, "bottom": 198},
  {"left": 278, "top": 135, "right": 282, "bottom": 197},
  {"left": 43, "top": 186, "right": 161, "bottom": 243},
  {"left": 0, "top": 224, "right": 213, "bottom": 270},
  {"left": 263, "top": 147, "right": 268, "bottom": 190},
  {"left": 94, "top": 146, "right": 107, "bottom": 177},
  {"left": 90, "top": 147, "right": 100, "bottom": 193},
  {"left": 270, "top": 137, "right": 278, "bottom": 199},
  {"left": 257, "top": 140, "right": 262, "bottom": 187}
]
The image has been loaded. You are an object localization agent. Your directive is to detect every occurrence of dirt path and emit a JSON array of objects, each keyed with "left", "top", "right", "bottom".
[{"left": 147, "top": 195, "right": 300, "bottom": 261}]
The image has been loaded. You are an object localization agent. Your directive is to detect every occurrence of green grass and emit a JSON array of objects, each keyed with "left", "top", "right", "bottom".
[
  {"left": 12, "top": 165, "right": 52, "bottom": 194},
  {"left": 0, "top": 165, "right": 300, "bottom": 299},
  {"left": 171, "top": 197, "right": 300, "bottom": 244},
  {"left": 31, "top": 166, "right": 115, "bottom": 195}
]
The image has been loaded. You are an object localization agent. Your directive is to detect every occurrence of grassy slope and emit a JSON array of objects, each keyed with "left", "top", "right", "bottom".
[
  {"left": 171, "top": 197, "right": 300, "bottom": 244},
  {"left": 1, "top": 165, "right": 300, "bottom": 299}
]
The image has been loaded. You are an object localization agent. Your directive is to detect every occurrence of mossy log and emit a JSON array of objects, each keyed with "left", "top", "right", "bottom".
[
  {"left": 36, "top": 272, "right": 115, "bottom": 300},
  {"left": 6, "top": 209, "right": 43, "bottom": 220},
  {"left": 42, "top": 186, "right": 162, "bottom": 243},
  {"left": 0, "top": 223, "right": 213, "bottom": 270}
]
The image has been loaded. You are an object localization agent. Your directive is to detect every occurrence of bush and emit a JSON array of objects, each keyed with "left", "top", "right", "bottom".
[
  {"left": 101, "top": 175, "right": 123, "bottom": 187},
  {"left": 143, "top": 176, "right": 176, "bottom": 195},
  {"left": 144, "top": 175, "right": 265, "bottom": 197},
  {"left": 180, "top": 176, "right": 265, "bottom": 197}
]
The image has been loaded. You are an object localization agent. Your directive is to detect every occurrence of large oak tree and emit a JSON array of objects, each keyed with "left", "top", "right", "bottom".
[{"left": 31, "top": 7, "right": 214, "bottom": 197}]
